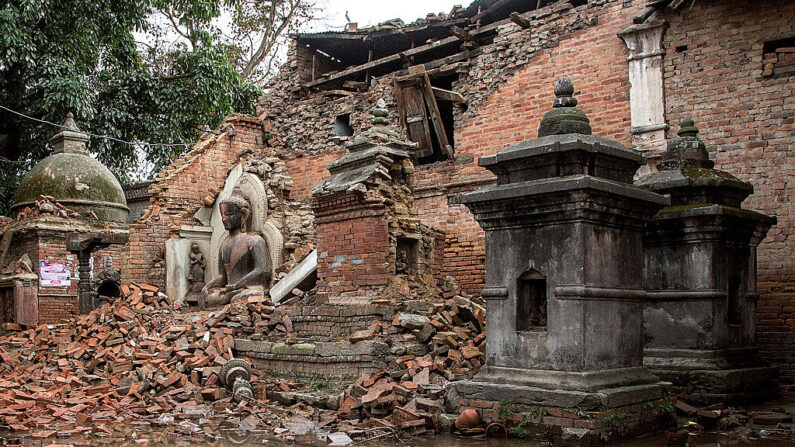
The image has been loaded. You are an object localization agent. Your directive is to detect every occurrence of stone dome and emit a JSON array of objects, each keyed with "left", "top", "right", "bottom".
[{"left": 11, "top": 113, "right": 129, "bottom": 223}]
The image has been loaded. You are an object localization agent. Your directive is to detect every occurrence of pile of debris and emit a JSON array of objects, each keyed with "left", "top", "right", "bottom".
[
  {"left": 0, "top": 283, "right": 291, "bottom": 442},
  {"left": 669, "top": 399, "right": 795, "bottom": 445},
  {"left": 334, "top": 295, "right": 486, "bottom": 437},
  {"left": 12, "top": 195, "right": 82, "bottom": 220},
  {"left": 0, "top": 276, "right": 488, "bottom": 443}
]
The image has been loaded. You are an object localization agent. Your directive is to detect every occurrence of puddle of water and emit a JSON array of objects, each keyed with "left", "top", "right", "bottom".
[{"left": 4, "top": 430, "right": 794, "bottom": 447}]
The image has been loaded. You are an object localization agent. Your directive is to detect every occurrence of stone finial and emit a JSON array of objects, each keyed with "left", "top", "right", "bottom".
[
  {"left": 677, "top": 117, "right": 698, "bottom": 138},
  {"left": 538, "top": 77, "right": 592, "bottom": 137},
  {"left": 371, "top": 98, "right": 390, "bottom": 126},
  {"left": 553, "top": 77, "right": 578, "bottom": 108},
  {"left": 659, "top": 117, "right": 714, "bottom": 170},
  {"left": 50, "top": 111, "right": 89, "bottom": 154},
  {"left": 62, "top": 112, "right": 81, "bottom": 132}
]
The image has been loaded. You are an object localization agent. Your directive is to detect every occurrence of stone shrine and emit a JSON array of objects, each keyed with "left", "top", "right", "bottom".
[
  {"left": 449, "top": 78, "right": 672, "bottom": 441},
  {"left": 311, "top": 100, "right": 443, "bottom": 305},
  {"left": 0, "top": 113, "right": 129, "bottom": 324},
  {"left": 637, "top": 117, "right": 777, "bottom": 404}
]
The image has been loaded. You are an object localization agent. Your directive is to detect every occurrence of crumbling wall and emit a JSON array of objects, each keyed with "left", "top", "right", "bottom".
[
  {"left": 259, "top": 0, "right": 639, "bottom": 295},
  {"left": 122, "top": 114, "right": 315, "bottom": 289},
  {"left": 236, "top": 151, "right": 315, "bottom": 276},
  {"left": 123, "top": 115, "right": 264, "bottom": 287},
  {"left": 661, "top": 0, "right": 795, "bottom": 382}
]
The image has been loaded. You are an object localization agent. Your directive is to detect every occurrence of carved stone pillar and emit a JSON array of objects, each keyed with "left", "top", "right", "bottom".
[{"left": 618, "top": 21, "right": 667, "bottom": 173}]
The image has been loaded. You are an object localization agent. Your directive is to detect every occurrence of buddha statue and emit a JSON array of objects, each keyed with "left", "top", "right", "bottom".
[{"left": 199, "top": 190, "right": 271, "bottom": 308}]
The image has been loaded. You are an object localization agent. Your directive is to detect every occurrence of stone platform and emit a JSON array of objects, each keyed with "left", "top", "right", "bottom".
[
  {"left": 645, "top": 347, "right": 778, "bottom": 405},
  {"left": 234, "top": 338, "right": 391, "bottom": 380},
  {"left": 266, "top": 304, "right": 394, "bottom": 339},
  {"left": 232, "top": 304, "right": 404, "bottom": 380},
  {"left": 448, "top": 377, "right": 674, "bottom": 444}
]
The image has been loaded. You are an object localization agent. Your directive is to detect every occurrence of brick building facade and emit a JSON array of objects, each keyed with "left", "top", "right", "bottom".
[{"left": 122, "top": 0, "right": 795, "bottom": 380}]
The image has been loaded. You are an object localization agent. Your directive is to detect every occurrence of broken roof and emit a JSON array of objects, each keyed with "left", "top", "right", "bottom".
[
  {"left": 293, "top": 0, "right": 685, "bottom": 90},
  {"left": 294, "top": 0, "right": 544, "bottom": 66}
]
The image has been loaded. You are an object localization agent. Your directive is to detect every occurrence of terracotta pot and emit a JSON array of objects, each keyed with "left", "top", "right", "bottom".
[{"left": 455, "top": 408, "right": 482, "bottom": 430}]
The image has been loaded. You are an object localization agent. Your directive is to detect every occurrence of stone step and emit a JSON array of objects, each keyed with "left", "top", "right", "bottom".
[
  {"left": 234, "top": 338, "right": 392, "bottom": 380},
  {"left": 265, "top": 304, "right": 395, "bottom": 338}
]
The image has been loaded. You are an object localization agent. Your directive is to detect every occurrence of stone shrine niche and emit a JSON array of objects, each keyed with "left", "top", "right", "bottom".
[
  {"left": 208, "top": 165, "right": 283, "bottom": 280},
  {"left": 395, "top": 236, "right": 420, "bottom": 274},
  {"left": 165, "top": 163, "right": 284, "bottom": 304},
  {"left": 516, "top": 268, "right": 546, "bottom": 331}
]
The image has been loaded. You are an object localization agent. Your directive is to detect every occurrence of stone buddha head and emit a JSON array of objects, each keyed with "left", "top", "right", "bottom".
[{"left": 219, "top": 190, "right": 250, "bottom": 232}]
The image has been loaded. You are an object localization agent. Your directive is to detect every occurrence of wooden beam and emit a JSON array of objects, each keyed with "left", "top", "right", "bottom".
[
  {"left": 320, "top": 90, "right": 354, "bottom": 97},
  {"left": 303, "top": 35, "right": 460, "bottom": 88},
  {"left": 302, "top": 16, "right": 508, "bottom": 90},
  {"left": 633, "top": 7, "right": 657, "bottom": 24},
  {"left": 450, "top": 26, "right": 475, "bottom": 42},
  {"left": 509, "top": 12, "right": 532, "bottom": 29},
  {"left": 342, "top": 80, "right": 368, "bottom": 91},
  {"left": 431, "top": 86, "right": 466, "bottom": 104}
]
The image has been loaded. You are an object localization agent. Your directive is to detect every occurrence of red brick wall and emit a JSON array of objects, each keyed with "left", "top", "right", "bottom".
[
  {"left": 122, "top": 115, "right": 265, "bottom": 287},
  {"left": 1, "top": 225, "right": 125, "bottom": 324},
  {"left": 412, "top": 1, "right": 637, "bottom": 295},
  {"left": 662, "top": 0, "right": 795, "bottom": 381},
  {"left": 283, "top": 151, "right": 341, "bottom": 201},
  {"left": 314, "top": 195, "right": 390, "bottom": 300}
]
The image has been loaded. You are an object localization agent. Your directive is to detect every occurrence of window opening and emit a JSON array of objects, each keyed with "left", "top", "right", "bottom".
[
  {"left": 335, "top": 114, "right": 353, "bottom": 136},
  {"left": 762, "top": 37, "right": 795, "bottom": 77}
]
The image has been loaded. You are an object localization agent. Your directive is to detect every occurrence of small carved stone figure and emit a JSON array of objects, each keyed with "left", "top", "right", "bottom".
[
  {"left": 395, "top": 247, "right": 408, "bottom": 274},
  {"left": 200, "top": 190, "right": 271, "bottom": 309},
  {"left": 188, "top": 243, "right": 206, "bottom": 292}
]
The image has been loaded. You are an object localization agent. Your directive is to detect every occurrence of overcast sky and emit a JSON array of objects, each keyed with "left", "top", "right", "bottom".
[{"left": 305, "top": 0, "right": 462, "bottom": 33}]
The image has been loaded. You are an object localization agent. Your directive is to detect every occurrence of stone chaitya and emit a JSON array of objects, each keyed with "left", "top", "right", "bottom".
[
  {"left": 311, "top": 100, "right": 443, "bottom": 305},
  {"left": 0, "top": 113, "right": 129, "bottom": 324},
  {"left": 637, "top": 118, "right": 777, "bottom": 404},
  {"left": 449, "top": 78, "right": 672, "bottom": 441}
]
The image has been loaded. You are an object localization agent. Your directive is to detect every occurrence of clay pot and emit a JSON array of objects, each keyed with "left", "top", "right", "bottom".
[{"left": 455, "top": 408, "right": 482, "bottom": 430}]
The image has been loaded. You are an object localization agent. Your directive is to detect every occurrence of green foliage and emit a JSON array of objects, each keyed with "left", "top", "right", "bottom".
[
  {"left": 308, "top": 377, "right": 333, "bottom": 393},
  {"left": 0, "top": 0, "right": 265, "bottom": 214},
  {"left": 496, "top": 401, "right": 548, "bottom": 439}
]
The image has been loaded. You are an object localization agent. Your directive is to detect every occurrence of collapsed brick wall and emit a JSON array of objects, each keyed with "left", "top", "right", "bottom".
[
  {"left": 122, "top": 116, "right": 267, "bottom": 287},
  {"left": 122, "top": 114, "right": 315, "bottom": 289},
  {"left": 260, "top": 0, "right": 637, "bottom": 296},
  {"left": 661, "top": 0, "right": 795, "bottom": 381}
]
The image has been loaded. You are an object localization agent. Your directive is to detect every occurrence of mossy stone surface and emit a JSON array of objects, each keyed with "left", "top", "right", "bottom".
[{"left": 12, "top": 151, "right": 129, "bottom": 223}]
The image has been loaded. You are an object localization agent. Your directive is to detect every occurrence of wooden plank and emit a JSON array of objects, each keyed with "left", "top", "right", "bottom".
[
  {"left": 303, "top": 36, "right": 460, "bottom": 88},
  {"left": 450, "top": 26, "right": 475, "bottom": 42},
  {"left": 394, "top": 77, "right": 433, "bottom": 158},
  {"left": 413, "top": 66, "right": 454, "bottom": 160},
  {"left": 302, "top": 16, "right": 507, "bottom": 89},
  {"left": 431, "top": 86, "right": 466, "bottom": 104}
]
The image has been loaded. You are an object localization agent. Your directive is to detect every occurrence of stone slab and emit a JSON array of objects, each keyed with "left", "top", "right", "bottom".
[
  {"left": 449, "top": 379, "right": 669, "bottom": 410},
  {"left": 270, "top": 250, "right": 317, "bottom": 303},
  {"left": 165, "top": 238, "right": 192, "bottom": 302},
  {"left": 474, "top": 365, "right": 661, "bottom": 392}
]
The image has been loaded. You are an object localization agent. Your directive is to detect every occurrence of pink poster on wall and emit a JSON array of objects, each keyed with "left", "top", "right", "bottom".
[{"left": 39, "top": 261, "right": 71, "bottom": 287}]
